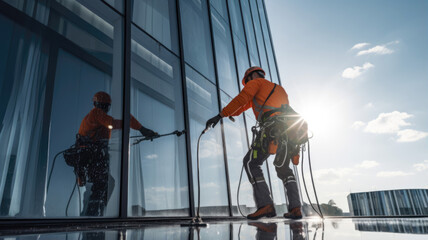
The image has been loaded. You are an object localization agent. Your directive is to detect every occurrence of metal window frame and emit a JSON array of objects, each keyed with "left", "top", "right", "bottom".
[
  {"left": 176, "top": 0, "right": 196, "bottom": 218},
  {"left": 207, "top": 0, "right": 233, "bottom": 217}
]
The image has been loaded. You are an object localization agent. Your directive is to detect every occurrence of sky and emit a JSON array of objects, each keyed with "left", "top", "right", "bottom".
[{"left": 265, "top": 0, "right": 428, "bottom": 212}]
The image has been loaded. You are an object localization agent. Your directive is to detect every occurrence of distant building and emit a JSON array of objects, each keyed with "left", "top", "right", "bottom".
[
  {"left": 354, "top": 218, "right": 428, "bottom": 234},
  {"left": 348, "top": 189, "right": 428, "bottom": 216}
]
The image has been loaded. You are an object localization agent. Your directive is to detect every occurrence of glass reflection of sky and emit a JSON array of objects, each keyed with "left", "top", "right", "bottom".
[{"left": 3, "top": 218, "right": 428, "bottom": 240}]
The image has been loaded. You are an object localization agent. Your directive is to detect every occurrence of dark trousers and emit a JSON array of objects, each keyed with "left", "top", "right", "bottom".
[
  {"left": 243, "top": 138, "right": 301, "bottom": 210},
  {"left": 83, "top": 154, "right": 114, "bottom": 216}
]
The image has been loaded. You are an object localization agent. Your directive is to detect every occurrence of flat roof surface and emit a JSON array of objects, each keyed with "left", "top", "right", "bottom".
[{"left": 1, "top": 217, "right": 427, "bottom": 239}]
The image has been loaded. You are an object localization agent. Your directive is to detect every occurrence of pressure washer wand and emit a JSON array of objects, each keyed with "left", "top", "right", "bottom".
[{"left": 132, "top": 130, "right": 185, "bottom": 145}]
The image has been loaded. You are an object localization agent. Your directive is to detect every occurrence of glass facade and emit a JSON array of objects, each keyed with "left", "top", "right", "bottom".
[
  {"left": 348, "top": 189, "right": 428, "bottom": 216},
  {"left": 0, "top": 0, "right": 286, "bottom": 220}
]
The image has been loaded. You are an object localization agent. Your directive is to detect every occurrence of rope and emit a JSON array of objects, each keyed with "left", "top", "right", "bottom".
[
  {"left": 308, "top": 140, "right": 323, "bottom": 218},
  {"left": 300, "top": 141, "right": 324, "bottom": 218}
]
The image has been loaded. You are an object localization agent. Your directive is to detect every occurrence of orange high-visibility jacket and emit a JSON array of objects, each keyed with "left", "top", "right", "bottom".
[
  {"left": 78, "top": 108, "right": 142, "bottom": 141},
  {"left": 221, "top": 78, "right": 289, "bottom": 120}
]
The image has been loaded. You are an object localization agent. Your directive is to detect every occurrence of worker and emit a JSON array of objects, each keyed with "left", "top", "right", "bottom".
[
  {"left": 206, "top": 67, "right": 304, "bottom": 220},
  {"left": 77, "top": 91, "right": 158, "bottom": 216}
]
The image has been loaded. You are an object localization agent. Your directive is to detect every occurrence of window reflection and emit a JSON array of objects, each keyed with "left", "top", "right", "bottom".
[
  {"left": 228, "top": 0, "right": 246, "bottom": 43},
  {"left": 46, "top": 50, "right": 122, "bottom": 217},
  {"left": 179, "top": 0, "right": 215, "bottom": 81},
  {"left": 0, "top": 0, "right": 124, "bottom": 218},
  {"left": 256, "top": 0, "right": 280, "bottom": 84},
  {"left": 0, "top": 15, "right": 49, "bottom": 217},
  {"left": 249, "top": 0, "right": 271, "bottom": 81},
  {"left": 211, "top": 5, "right": 239, "bottom": 96},
  {"left": 186, "top": 65, "right": 229, "bottom": 216},
  {"left": 129, "top": 26, "right": 189, "bottom": 216},
  {"left": 132, "top": 0, "right": 179, "bottom": 54},
  {"left": 240, "top": 0, "right": 260, "bottom": 67}
]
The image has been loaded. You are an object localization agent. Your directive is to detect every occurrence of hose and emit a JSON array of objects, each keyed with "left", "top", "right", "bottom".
[
  {"left": 65, "top": 180, "right": 78, "bottom": 216},
  {"left": 47, "top": 149, "right": 67, "bottom": 192},
  {"left": 236, "top": 165, "right": 246, "bottom": 217},
  {"left": 47, "top": 148, "right": 82, "bottom": 217},
  {"left": 196, "top": 130, "right": 204, "bottom": 218}
]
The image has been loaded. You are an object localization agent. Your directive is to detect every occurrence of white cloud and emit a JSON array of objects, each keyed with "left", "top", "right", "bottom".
[
  {"left": 364, "top": 111, "right": 412, "bottom": 134},
  {"left": 351, "top": 42, "right": 370, "bottom": 50},
  {"left": 357, "top": 160, "right": 379, "bottom": 169},
  {"left": 314, "top": 168, "right": 358, "bottom": 185},
  {"left": 413, "top": 160, "right": 428, "bottom": 171},
  {"left": 376, "top": 171, "right": 414, "bottom": 177},
  {"left": 397, "top": 129, "right": 428, "bottom": 142},
  {"left": 352, "top": 121, "right": 366, "bottom": 130},
  {"left": 357, "top": 45, "right": 394, "bottom": 56},
  {"left": 364, "top": 102, "right": 374, "bottom": 109},
  {"left": 342, "top": 62, "right": 374, "bottom": 79}
]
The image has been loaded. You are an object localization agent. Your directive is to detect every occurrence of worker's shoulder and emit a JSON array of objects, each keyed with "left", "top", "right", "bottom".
[
  {"left": 88, "top": 107, "right": 107, "bottom": 117},
  {"left": 246, "top": 78, "right": 270, "bottom": 86}
]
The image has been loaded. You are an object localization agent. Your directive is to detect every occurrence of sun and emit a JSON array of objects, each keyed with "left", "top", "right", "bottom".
[{"left": 297, "top": 98, "right": 343, "bottom": 138}]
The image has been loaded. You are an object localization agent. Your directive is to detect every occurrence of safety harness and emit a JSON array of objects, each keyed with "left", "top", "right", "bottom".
[
  {"left": 63, "top": 128, "right": 109, "bottom": 186},
  {"left": 250, "top": 84, "right": 308, "bottom": 159}
]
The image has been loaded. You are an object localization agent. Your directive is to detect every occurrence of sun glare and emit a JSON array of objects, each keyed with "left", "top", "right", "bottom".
[{"left": 298, "top": 99, "right": 343, "bottom": 138}]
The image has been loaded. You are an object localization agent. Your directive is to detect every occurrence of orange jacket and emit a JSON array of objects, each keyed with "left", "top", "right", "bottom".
[
  {"left": 78, "top": 108, "right": 142, "bottom": 141},
  {"left": 221, "top": 78, "right": 289, "bottom": 120}
]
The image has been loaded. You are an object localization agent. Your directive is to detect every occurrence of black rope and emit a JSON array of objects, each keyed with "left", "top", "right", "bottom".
[
  {"left": 301, "top": 142, "right": 322, "bottom": 217},
  {"left": 308, "top": 141, "right": 323, "bottom": 218}
]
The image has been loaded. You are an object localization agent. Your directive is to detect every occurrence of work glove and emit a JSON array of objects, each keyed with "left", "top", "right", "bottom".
[
  {"left": 205, "top": 114, "right": 222, "bottom": 130},
  {"left": 139, "top": 126, "right": 158, "bottom": 138}
]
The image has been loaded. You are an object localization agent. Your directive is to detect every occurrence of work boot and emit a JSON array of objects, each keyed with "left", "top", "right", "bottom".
[
  {"left": 247, "top": 204, "right": 276, "bottom": 220},
  {"left": 283, "top": 207, "right": 302, "bottom": 219},
  {"left": 248, "top": 222, "right": 277, "bottom": 233}
]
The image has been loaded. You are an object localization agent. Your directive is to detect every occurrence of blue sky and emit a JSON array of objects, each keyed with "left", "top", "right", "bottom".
[{"left": 265, "top": 0, "right": 428, "bottom": 211}]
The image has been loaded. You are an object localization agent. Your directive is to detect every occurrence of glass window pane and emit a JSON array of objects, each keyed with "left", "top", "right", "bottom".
[
  {"left": 132, "top": 0, "right": 179, "bottom": 55},
  {"left": 104, "top": 0, "right": 123, "bottom": 13},
  {"left": 0, "top": 15, "right": 49, "bottom": 218},
  {"left": 186, "top": 65, "right": 228, "bottom": 216},
  {"left": 129, "top": 26, "right": 189, "bottom": 217},
  {"left": 228, "top": 0, "right": 245, "bottom": 43},
  {"left": 249, "top": 0, "right": 270, "bottom": 80},
  {"left": 47, "top": 49, "right": 122, "bottom": 218},
  {"left": 0, "top": 0, "right": 124, "bottom": 218},
  {"left": 179, "top": 0, "right": 215, "bottom": 82},
  {"left": 209, "top": 0, "right": 228, "bottom": 22},
  {"left": 234, "top": 38, "right": 250, "bottom": 90},
  {"left": 240, "top": 0, "right": 259, "bottom": 67},
  {"left": 48, "top": 0, "right": 123, "bottom": 66},
  {"left": 211, "top": 7, "right": 239, "bottom": 96},
  {"left": 256, "top": 0, "right": 279, "bottom": 84},
  {"left": 220, "top": 92, "right": 253, "bottom": 216}
]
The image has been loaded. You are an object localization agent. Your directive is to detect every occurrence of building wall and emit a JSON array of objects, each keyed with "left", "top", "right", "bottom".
[
  {"left": 0, "top": 0, "right": 284, "bottom": 219},
  {"left": 348, "top": 189, "right": 428, "bottom": 216}
]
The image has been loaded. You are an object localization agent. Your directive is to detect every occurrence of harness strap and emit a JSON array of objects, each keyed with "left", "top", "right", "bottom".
[{"left": 254, "top": 84, "right": 277, "bottom": 122}]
